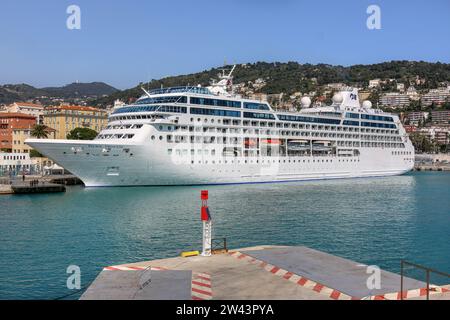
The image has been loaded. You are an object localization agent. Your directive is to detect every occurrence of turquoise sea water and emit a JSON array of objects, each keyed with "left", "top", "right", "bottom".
[{"left": 0, "top": 171, "right": 449, "bottom": 299}]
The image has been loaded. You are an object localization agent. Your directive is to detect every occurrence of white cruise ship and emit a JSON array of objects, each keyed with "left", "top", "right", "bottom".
[{"left": 26, "top": 67, "right": 415, "bottom": 187}]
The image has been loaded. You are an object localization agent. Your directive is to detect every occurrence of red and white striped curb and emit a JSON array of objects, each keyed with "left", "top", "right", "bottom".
[
  {"left": 229, "top": 251, "right": 450, "bottom": 301},
  {"left": 103, "top": 265, "right": 167, "bottom": 271},
  {"left": 191, "top": 272, "right": 213, "bottom": 300},
  {"left": 229, "top": 251, "right": 353, "bottom": 300},
  {"left": 103, "top": 264, "right": 212, "bottom": 300},
  {"left": 366, "top": 286, "right": 450, "bottom": 300}
]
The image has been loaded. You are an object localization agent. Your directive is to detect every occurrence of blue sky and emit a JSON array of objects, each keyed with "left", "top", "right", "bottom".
[{"left": 1, "top": 0, "right": 449, "bottom": 89}]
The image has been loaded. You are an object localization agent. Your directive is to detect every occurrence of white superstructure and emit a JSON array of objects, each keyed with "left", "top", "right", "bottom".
[{"left": 26, "top": 67, "right": 415, "bottom": 187}]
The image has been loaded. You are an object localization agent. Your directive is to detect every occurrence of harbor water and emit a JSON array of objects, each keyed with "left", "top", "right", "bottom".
[{"left": 0, "top": 171, "right": 449, "bottom": 299}]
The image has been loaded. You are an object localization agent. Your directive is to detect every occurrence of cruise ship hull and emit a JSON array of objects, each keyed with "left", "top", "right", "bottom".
[{"left": 26, "top": 139, "right": 414, "bottom": 187}]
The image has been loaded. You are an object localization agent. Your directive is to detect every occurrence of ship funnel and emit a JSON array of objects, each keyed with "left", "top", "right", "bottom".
[{"left": 334, "top": 88, "right": 360, "bottom": 110}]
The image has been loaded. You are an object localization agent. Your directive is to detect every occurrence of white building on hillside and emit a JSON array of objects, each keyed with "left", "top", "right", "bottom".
[
  {"left": 369, "top": 79, "right": 381, "bottom": 88},
  {"left": 421, "top": 89, "right": 450, "bottom": 106},
  {"left": 379, "top": 92, "right": 410, "bottom": 108}
]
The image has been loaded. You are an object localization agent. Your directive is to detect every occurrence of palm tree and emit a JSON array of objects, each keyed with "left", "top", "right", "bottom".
[{"left": 30, "top": 124, "right": 48, "bottom": 139}]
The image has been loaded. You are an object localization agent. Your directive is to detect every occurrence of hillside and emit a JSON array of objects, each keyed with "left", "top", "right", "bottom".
[
  {"left": 0, "top": 84, "right": 47, "bottom": 104},
  {"left": 0, "top": 82, "right": 118, "bottom": 105},
  {"left": 42, "top": 82, "right": 118, "bottom": 98},
  {"left": 92, "top": 61, "right": 450, "bottom": 107}
]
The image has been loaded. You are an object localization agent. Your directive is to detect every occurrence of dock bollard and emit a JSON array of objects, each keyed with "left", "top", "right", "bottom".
[{"left": 200, "top": 190, "right": 212, "bottom": 257}]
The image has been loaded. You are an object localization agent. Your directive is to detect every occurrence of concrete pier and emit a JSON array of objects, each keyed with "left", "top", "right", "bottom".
[
  {"left": 81, "top": 245, "right": 450, "bottom": 300},
  {"left": 46, "top": 174, "right": 83, "bottom": 185},
  {"left": 414, "top": 165, "right": 450, "bottom": 171},
  {"left": 10, "top": 182, "right": 65, "bottom": 194},
  {"left": 0, "top": 184, "right": 13, "bottom": 194}
]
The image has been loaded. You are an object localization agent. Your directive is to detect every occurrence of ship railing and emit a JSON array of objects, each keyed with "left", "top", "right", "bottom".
[
  {"left": 211, "top": 237, "right": 228, "bottom": 254},
  {"left": 148, "top": 86, "right": 212, "bottom": 95},
  {"left": 400, "top": 260, "right": 450, "bottom": 300}
]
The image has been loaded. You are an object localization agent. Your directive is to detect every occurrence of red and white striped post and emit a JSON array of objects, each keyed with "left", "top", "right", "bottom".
[{"left": 200, "top": 190, "right": 212, "bottom": 256}]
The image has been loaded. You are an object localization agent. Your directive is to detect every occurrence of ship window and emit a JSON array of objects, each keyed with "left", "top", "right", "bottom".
[
  {"left": 112, "top": 105, "right": 187, "bottom": 114},
  {"left": 361, "top": 122, "right": 396, "bottom": 129},
  {"left": 190, "top": 97, "right": 241, "bottom": 108},
  {"left": 190, "top": 107, "right": 240, "bottom": 118},
  {"left": 243, "top": 112, "right": 275, "bottom": 120},
  {"left": 243, "top": 102, "right": 270, "bottom": 110},
  {"left": 343, "top": 120, "right": 359, "bottom": 126},
  {"left": 278, "top": 114, "right": 341, "bottom": 125},
  {"left": 361, "top": 114, "right": 394, "bottom": 122},
  {"left": 135, "top": 96, "right": 187, "bottom": 105},
  {"left": 346, "top": 113, "right": 360, "bottom": 119}
]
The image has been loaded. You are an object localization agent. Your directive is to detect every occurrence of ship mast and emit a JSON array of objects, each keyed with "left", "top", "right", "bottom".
[{"left": 207, "top": 65, "right": 236, "bottom": 96}]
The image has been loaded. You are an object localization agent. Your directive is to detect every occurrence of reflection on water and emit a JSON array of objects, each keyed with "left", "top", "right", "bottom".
[{"left": 0, "top": 172, "right": 449, "bottom": 299}]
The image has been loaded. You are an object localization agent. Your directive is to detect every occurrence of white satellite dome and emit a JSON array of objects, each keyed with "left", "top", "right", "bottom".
[
  {"left": 362, "top": 100, "right": 372, "bottom": 109},
  {"left": 332, "top": 93, "right": 344, "bottom": 104},
  {"left": 300, "top": 96, "right": 311, "bottom": 108}
]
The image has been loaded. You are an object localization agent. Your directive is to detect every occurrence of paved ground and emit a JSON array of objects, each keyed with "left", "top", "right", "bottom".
[
  {"left": 81, "top": 245, "right": 329, "bottom": 300},
  {"left": 244, "top": 246, "right": 426, "bottom": 298},
  {"left": 80, "top": 245, "right": 448, "bottom": 300},
  {"left": 84, "top": 270, "right": 193, "bottom": 300}
]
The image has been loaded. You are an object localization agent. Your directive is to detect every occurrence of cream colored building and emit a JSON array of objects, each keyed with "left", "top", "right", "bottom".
[
  {"left": 44, "top": 105, "right": 108, "bottom": 139},
  {"left": 12, "top": 126, "right": 56, "bottom": 153}
]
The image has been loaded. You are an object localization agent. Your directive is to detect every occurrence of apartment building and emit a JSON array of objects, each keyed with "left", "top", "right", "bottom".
[{"left": 43, "top": 105, "right": 108, "bottom": 139}]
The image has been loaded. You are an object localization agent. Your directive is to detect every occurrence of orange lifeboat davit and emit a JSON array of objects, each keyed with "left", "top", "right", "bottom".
[{"left": 260, "top": 138, "right": 281, "bottom": 145}]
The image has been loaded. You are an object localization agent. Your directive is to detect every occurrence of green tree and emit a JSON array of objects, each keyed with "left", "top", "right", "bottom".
[
  {"left": 30, "top": 124, "right": 48, "bottom": 139},
  {"left": 30, "top": 149, "right": 43, "bottom": 158},
  {"left": 67, "top": 127, "right": 98, "bottom": 140},
  {"left": 409, "top": 132, "right": 436, "bottom": 153}
]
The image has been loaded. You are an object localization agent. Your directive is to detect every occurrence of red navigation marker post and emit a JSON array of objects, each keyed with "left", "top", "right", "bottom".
[{"left": 201, "top": 190, "right": 212, "bottom": 256}]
